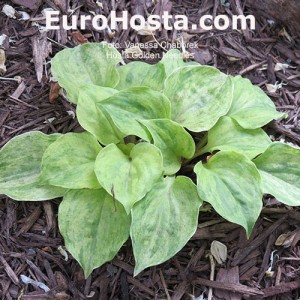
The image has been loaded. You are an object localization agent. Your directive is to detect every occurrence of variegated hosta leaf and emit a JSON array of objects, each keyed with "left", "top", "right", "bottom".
[
  {"left": 164, "top": 66, "right": 233, "bottom": 132},
  {"left": 94, "top": 143, "right": 164, "bottom": 213},
  {"left": 0, "top": 131, "right": 65, "bottom": 201},
  {"left": 195, "top": 151, "right": 263, "bottom": 237},
  {"left": 77, "top": 85, "right": 124, "bottom": 145},
  {"left": 40, "top": 132, "right": 102, "bottom": 189},
  {"left": 160, "top": 49, "right": 199, "bottom": 76},
  {"left": 98, "top": 87, "right": 171, "bottom": 141},
  {"left": 226, "top": 76, "right": 284, "bottom": 129},
  {"left": 139, "top": 119, "right": 195, "bottom": 175},
  {"left": 253, "top": 142, "right": 300, "bottom": 206},
  {"left": 116, "top": 61, "right": 166, "bottom": 91},
  {"left": 58, "top": 189, "right": 131, "bottom": 278},
  {"left": 51, "top": 42, "right": 122, "bottom": 103},
  {"left": 198, "top": 116, "right": 271, "bottom": 159},
  {"left": 131, "top": 176, "right": 202, "bottom": 275}
]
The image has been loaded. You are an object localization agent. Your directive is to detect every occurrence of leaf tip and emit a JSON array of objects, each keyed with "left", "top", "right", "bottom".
[
  {"left": 83, "top": 266, "right": 93, "bottom": 280},
  {"left": 133, "top": 265, "right": 144, "bottom": 277}
]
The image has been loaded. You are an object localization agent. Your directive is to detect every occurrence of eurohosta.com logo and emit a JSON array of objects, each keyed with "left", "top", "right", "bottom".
[{"left": 45, "top": 10, "right": 256, "bottom": 32}]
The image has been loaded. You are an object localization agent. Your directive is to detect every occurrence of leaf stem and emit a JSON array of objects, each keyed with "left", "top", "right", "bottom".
[
  {"left": 192, "top": 133, "right": 209, "bottom": 158},
  {"left": 182, "top": 134, "right": 208, "bottom": 166}
]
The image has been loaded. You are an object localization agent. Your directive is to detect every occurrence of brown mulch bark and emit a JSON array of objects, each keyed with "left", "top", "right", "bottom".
[{"left": 0, "top": 0, "right": 300, "bottom": 299}]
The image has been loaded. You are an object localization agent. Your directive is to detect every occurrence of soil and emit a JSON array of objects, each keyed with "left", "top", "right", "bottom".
[{"left": 0, "top": 0, "right": 300, "bottom": 299}]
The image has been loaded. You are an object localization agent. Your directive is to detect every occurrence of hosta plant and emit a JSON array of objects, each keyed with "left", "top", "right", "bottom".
[{"left": 1, "top": 42, "right": 299, "bottom": 277}]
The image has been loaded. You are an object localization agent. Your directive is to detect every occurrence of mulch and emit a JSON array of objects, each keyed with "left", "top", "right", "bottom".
[{"left": 0, "top": 0, "right": 300, "bottom": 299}]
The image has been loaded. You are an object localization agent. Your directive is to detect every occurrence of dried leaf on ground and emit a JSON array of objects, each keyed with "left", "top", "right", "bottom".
[
  {"left": 31, "top": 32, "right": 52, "bottom": 82},
  {"left": 0, "top": 49, "right": 7, "bottom": 75}
]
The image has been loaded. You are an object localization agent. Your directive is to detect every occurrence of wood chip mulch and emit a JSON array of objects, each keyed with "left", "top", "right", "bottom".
[{"left": 0, "top": 0, "right": 300, "bottom": 299}]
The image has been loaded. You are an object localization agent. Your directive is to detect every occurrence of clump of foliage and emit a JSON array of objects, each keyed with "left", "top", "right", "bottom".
[{"left": 1, "top": 42, "right": 299, "bottom": 277}]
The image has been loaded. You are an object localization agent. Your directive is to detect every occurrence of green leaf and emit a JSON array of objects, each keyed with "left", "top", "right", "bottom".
[
  {"left": 227, "top": 76, "right": 284, "bottom": 129},
  {"left": 51, "top": 42, "right": 122, "bottom": 103},
  {"left": 98, "top": 87, "right": 171, "bottom": 141},
  {"left": 160, "top": 49, "right": 199, "bottom": 76},
  {"left": 58, "top": 189, "right": 131, "bottom": 278},
  {"left": 253, "top": 142, "right": 300, "bottom": 206},
  {"left": 40, "top": 132, "right": 101, "bottom": 189},
  {"left": 77, "top": 85, "right": 124, "bottom": 145},
  {"left": 164, "top": 66, "right": 233, "bottom": 132},
  {"left": 139, "top": 119, "right": 195, "bottom": 175},
  {"left": 131, "top": 176, "right": 202, "bottom": 275},
  {"left": 116, "top": 61, "right": 166, "bottom": 91},
  {"left": 194, "top": 151, "right": 263, "bottom": 236},
  {"left": 0, "top": 131, "right": 65, "bottom": 201},
  {"left": 94, "top": 143, "right": 163, "bottom": 213},
  {"left": 198, "top": 116, "right": 271, "bottom": 159}
]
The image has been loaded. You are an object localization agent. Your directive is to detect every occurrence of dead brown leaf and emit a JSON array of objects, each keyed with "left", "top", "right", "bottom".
[
  {"left": 70, "top": 31, "right": 89, "bottom": 45},
  {"left": 49, "top": 82, "right": 61, "bottom": 103}
]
